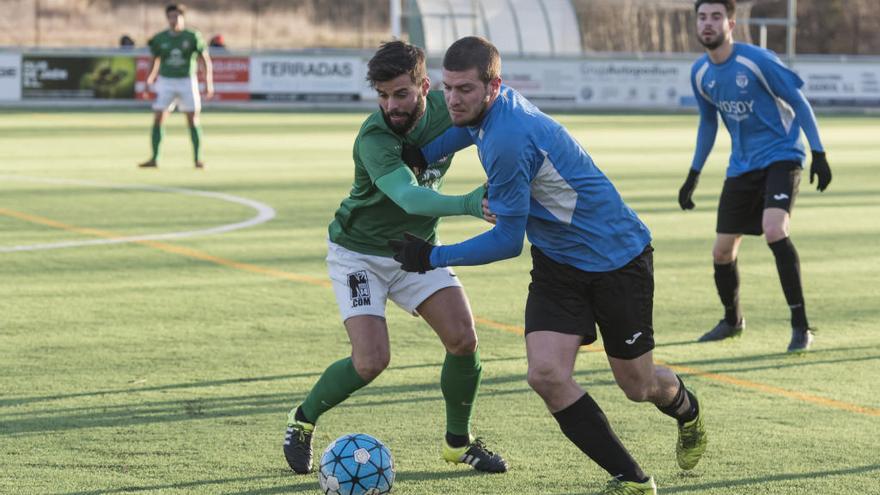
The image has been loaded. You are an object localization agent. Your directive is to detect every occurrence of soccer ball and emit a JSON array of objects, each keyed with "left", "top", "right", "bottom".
[{"left": 317, "top": 433, "right": 395, "bottom": 495}]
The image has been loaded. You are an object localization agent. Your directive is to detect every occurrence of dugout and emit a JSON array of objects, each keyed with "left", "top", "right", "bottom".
[{"left": 406, "top": 0, "right": 582, "bottom": 56}]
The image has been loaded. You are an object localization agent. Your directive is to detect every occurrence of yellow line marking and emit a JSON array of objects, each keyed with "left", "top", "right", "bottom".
[
  {"left": 0, "top": 208, "right": 329, "bottom": 288},
  {"left": 4, "top": 207, "right": 879, "bottom": 418}
]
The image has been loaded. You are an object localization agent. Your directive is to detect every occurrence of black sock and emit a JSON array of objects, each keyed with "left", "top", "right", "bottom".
[
  {"left": 445, "top": 432, "right": 470, "bottom": 448},
  {"left": 768, "top": 238, "right": 808, "bottom": 328},
  {"left": 714, "top": 260, "right": 742, "bottom": 325},
  {"left": 294, "top": 406, "right": 313, "bottom": 425},
  {"left": 552, "top": 393, "right": 648, "bottom": 483},
  {"left": 656, "top": 376, "right": 698, "bottom": 424}
]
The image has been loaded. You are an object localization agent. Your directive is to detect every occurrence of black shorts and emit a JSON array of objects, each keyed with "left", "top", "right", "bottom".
[
  {"left": 524, "top": 245, "right": 655, "bottom": 360},
  {"left": 716, "top": 161, "right": 802, "bottom": 235}
]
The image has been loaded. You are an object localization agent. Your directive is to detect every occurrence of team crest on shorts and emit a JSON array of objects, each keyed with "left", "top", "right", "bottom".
[{"left": 347, "top": 270, "right": 371, "bottom": 307}]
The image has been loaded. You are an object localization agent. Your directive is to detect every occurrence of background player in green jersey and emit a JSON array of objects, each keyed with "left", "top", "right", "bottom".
[
  {"left": 282, "top": 41, "right": 508, "bottom": 476},
  {"left": 139, "top": 4, "right": 213, "bottom": 169}
]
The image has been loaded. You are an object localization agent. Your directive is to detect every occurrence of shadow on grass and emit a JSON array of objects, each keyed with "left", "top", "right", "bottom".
[
  {"left": 223, "top": 469, "right": 480, "bottom": 495},
  {"left": 0, "top": 355, "right": 527, "bottom": 409},
  {"left": 660, "top": 463, "right": 880, "bottom": 494}
]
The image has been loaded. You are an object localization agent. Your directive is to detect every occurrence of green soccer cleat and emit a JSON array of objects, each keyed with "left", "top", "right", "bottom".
[
  {"left": 283, "top": 408, "right": 314, "bottom": 474},
  {"left": 597, "top": 477, "right": 657, "bottom": 494},
  {"left": 441, "top": 437, "right": 508, "bottom": 473},
  {"left": 676, "top": 392, "right": 707, "bottom": 470}
]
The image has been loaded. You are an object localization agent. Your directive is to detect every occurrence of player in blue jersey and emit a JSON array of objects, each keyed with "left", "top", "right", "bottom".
[
  {"left": 391, "top": 36, "right": 707, "bottom": 495},
  {"left": 679, "top": 0, "right": 832, "bottom": 352}
]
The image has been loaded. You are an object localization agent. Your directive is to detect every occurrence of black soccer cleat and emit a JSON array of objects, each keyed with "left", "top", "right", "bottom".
[
  {"left": 787, "top": 327, "right": 815, "bottom": 353},
  {"left": 283, "top": 419, "right": 315, "bottom": 474},
  {"left": 442, "top": 437, "right": 509, "bottom": 473},
  {"left": 698, "top": 319, "right": 745, "bottom": 342}
]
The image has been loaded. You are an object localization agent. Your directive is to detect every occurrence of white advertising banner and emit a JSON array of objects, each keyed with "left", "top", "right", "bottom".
[
  {"left": 575, "top": 59, "right": 694, "bottom": 109},
  {"left": 502, "top": 59, "right": 581, "bottom": 103},
  {"left": 0, "top": 53, "right": 22, "bottom": 101},
  {"left": 249, "top": 55, "right": 368, "bottom": 101},
  {"left": 796, "top": 61, "right": 880, "bottom": 106}
]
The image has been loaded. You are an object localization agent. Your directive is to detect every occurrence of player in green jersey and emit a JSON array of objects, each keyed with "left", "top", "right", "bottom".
[
  {"left": 139, "top": 4, "right": 213, "bottom": 169},
  {"left": 283, "top": 41, "right": 508, "bottom": 476}
]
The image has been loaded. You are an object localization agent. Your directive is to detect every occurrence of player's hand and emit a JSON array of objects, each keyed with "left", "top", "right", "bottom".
[
  {"left": 401, "top": 143, "right": 428, "bottom": 177},
  {"left": 482, "top": 197, "right": 496, "bottom": 224},
  {"left": 205, "top": 84, "right": 215, "bottom": 100},
  {"left": 388, "top": 232, "right": 435, "bottom": 273},
  {"left": 810, "top": 151, "right": 832, "bottom": 192},
  {"left": 145, "top": 76, "right": 157, "bottom": 91},
  {"left": 678, "top": 170, "right": 701, "bottom": 210}
]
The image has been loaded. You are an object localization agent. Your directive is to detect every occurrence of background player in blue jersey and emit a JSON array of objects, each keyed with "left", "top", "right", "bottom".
[
  {"left": 392, "top": 36, "right": 707, "bottom": 495},
  {"left": 679, "top": 0, "right": 832, "bottom": 352}
]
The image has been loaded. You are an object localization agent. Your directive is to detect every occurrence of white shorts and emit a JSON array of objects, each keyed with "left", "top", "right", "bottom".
[
  {"left": 327, "top": 240, "right": 462, "bottom": 322},
  {"left": 152, "top": 76, "right": 200, "bottom": 113}
]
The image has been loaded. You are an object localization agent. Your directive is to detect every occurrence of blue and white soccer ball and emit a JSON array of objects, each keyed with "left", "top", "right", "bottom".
[{"left": 317, "top": 433, "right": 395, "bottom": 495}]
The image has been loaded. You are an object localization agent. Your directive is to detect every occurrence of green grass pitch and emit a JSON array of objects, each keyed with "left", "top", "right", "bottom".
[{"left": 1, "top": 110, "right": 878, "bottom": 494}]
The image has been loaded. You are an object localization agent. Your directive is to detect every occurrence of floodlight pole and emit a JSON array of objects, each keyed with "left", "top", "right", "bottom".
[
  {"left": 786, "top": 0, "right": 797, "bottom": 61},
  {"left": 390, "top": 0, "right": 402, "bottom": 39}
]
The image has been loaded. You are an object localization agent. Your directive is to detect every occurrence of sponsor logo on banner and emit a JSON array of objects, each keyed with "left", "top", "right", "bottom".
[
  {"left": 795, "top": 61, "right": 880, "bottom": 107},
  {"left": 22, "top": 55, "right": 135, "bottom": 99},
  {"left": 0, "top": 53, "right": 22, "bottom": 101},
  {"left": 577, "top": 60, "right": 693, "bottom": 109},
  {"left": 249, "top": 55, "right": 365, "bottom": 101},
  {"left": 135, "top": 55, "right": 250, "bottom": 101}
]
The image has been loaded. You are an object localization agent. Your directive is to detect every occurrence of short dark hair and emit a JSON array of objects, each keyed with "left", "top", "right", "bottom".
[
  {"left": 366, "top": 41, "right": 427, "bottom": 88},
  {"left": 443, "top": 36, "right": 500, "bottom": 84},
  {"left": 166, "top": 4, "right": 185, "bottom": 15},
  {"left": 695, "top": 0, "right": 735, "bottom": 16}
]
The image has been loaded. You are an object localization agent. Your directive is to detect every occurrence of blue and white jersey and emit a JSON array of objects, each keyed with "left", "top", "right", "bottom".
[
  {"left": 690, "top": 43, "right": 823, "bottom": 177},
  {"left": 424, "top": 85, "right": 651, "bottom": 272}
]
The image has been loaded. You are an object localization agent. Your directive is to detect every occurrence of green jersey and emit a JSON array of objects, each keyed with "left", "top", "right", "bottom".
[
  {"left": 329, "top": 90, "right": 456, "bottom": 256},
  {"left": 148, "top": 29, "right": 206, "bottom": 78}
]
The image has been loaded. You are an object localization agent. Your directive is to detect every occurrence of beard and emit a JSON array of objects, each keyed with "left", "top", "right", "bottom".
[
  {"left": 382, "top": 93, "right": 426, "bottom": 135},
  {"left": 699, "top": 32, "right": 725, "bottom": 50}
]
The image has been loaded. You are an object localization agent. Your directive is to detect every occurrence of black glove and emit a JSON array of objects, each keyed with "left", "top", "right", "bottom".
[
  {"left": 401, "top": 142, "right": 428, "bottom": 177},
  {"left": 678, "top": 170, "right": 701, "bottom": 210},
  {"left": 810, "top": 151, "right": 832, "bottom": 192},
  {"left": 388, "top": 232, "right": 434, "bottom": 273}
]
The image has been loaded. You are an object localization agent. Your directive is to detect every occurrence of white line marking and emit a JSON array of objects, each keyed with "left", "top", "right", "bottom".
[{"left": 0, "top": 176, "right": 276, "bottom": 252}]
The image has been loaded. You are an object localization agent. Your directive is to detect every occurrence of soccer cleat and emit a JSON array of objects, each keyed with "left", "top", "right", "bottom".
[
  {"left": 442, "top": 437, "right": 508, "bottom": 473},
  {"left": 283, "top": 411, "right": 315, "bottom": 474},
  {"left": 138, "top": 159, "right": 158, "bottom": 168},
  {"left": 676, "top": 392, "right": 707, "bottom": 470},
  {"left": 596, "top": 477, "right": 657, "bottom": 495},
  {"left": 698, "top": 318, "right": 744, "bottom": 342},
  {"left": 195, "top": 161, "right": 206, "bottom": 169},
  {"left": 787, "top": 327, "right": 815, "bottom": 353}
]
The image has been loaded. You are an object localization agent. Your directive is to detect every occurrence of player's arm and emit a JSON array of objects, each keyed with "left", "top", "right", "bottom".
[
  {"left": 760, "top": 54, "right": 831, "bottom": 191},
  {"left": 389, "top": 145, "right": 532, "bottom": 272},
  {"left": 401, "top": 126, "right": 474, "bottom": 173},
  {"left": 680, "top": 70, "right": 719, "bottom": 210},
  {"left": 145, "top": 56, "right": 161, "bottom": 86},
  {"left": 375, "top": 167, "right": 485, "bottom": 219},
  {"left": 197, "top": 33, "right": 214, "bottom": 98}
]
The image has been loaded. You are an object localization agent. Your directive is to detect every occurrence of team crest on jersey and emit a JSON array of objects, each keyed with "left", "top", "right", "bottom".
[
  {"left": 736, "top": 73, "right": 749, "bottom": 89},
  {"left": 182, "top": 40, "right": 190, "bottom": 49},
  {"left": 347, "top": 270, "right": 371, "bottom": 307}
]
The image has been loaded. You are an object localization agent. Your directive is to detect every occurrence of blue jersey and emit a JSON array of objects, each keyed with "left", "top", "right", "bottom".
[
  {"left": 690, "top": 43, "right": 824, "bottom": 177},
  {"left": 423, "top": 85, "right": 651, "bottom": 272}
]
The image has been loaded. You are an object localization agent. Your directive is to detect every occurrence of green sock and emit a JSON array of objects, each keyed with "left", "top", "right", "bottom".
[
  {"left": 441, "top": 349, "right": 482, "bottom": 437},
  {"left": 299, "top": 357, "right": 368, "bottom": 424},
  {"left": 151, "top": 124, "right": 163, "bottom": 161},
  {"left": 189, "top": 124, "right": 202, "bottom": 162}
]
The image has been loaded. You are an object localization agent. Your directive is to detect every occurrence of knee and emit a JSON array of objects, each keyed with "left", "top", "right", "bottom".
[
  {"left": 445, "top": 330, "right": 478, "bottom": 356},
  {"left": 763, "top": 222, "right": 788, "bottom": 243},
  {"left": 527, "top": 364, "right": 568, "bottom": 397},
  {"left": 712, "top": 246, "right": 735, "bottom": 264},
  {"left": 352, "top": 351, "right": 390, "bottom": 382},
  {"left": 618, "top": 380, "right": 653, "bottom": 403}
]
